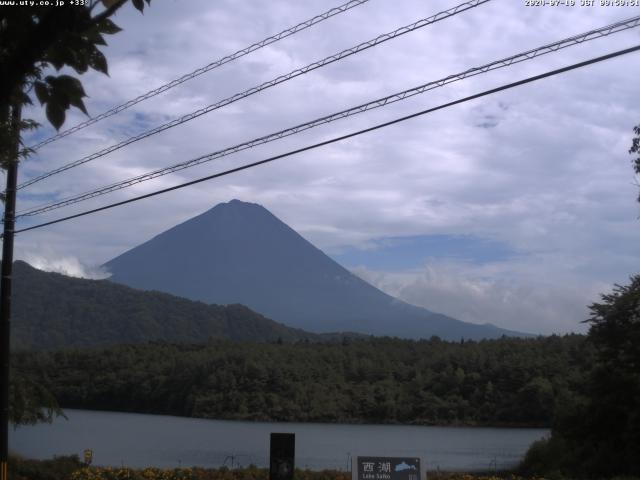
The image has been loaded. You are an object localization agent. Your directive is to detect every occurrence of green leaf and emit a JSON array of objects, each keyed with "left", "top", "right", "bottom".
[
  {"left": 20, "top": 119, "right": 40, "bottom": 132},
  {"left": 97, "top": 18, "right": 122, "bottom": 35},
  {"left": 68, "top": 50, "right": 89, "bottom": 74},
  {"left": 132, "top": 0, "right": 144, "bottom": 12},
  {"left": 75, "top": 61, "right": 89, "bottom": 74},
  {"left": 46, "top": 102, "right": 66, "bottom": 131},
  {"left": 61, "top": 37, "right": 92, "bottom": 74},
  {"left": 20, "top": 90, "right": 33, "bottom": 106},
  {"left": 44, "top": 46, "right": 66, "bottom": 71},
  {"left": 69, "top": 96, "right": 88, "bottom": 116},
  {"left": 47, "top": 75, "right": 86, "bottom": 98},
  {"left": 85, "top": 28, "right": 108, "bottom": 46},
  {"left": 88, "top": 50, "right": 109, "bottom": 76},
  {"left": 33, "top": 81, "right": 49, "bottom": 105},
  {"left": 45, "top": 75, "right": 89, "bottom": 118}
]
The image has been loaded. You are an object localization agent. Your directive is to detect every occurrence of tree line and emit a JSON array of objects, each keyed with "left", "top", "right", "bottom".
[{"left": 14, "top": 334, "right": 590, "bottom": 428}]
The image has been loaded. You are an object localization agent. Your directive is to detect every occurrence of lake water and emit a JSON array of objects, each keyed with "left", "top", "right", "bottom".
[{"left": 10, "top": 409, "right": 547, "bottom": 471}]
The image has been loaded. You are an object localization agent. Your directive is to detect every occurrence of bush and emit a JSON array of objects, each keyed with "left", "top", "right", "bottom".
[
  {"left": 9, "top": 454, "right": 84, "bottom": 480},
  {"left": 518, "top": 436, "right": 572, "bottom": 479}
]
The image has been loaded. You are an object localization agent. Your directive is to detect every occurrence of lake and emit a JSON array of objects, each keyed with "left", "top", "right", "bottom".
[{"left": 10, "top": 409, "right": 548, "bottom": 471}]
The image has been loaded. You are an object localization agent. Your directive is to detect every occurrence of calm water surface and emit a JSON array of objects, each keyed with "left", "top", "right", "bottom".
[{"left": 11, "top": 409, "right": 547, "bottom": 471}]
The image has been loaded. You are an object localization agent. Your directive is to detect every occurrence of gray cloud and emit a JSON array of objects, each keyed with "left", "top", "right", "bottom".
[
  {"left": 21, "top": 249, "right": 110, "bottom": 280},
  {"left": 351, "top": 256, "right": 606, "bottom": 335}
]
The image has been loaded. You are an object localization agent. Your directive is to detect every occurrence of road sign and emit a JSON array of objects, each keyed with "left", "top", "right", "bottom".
[{"left": 353, "top": 456, "right": 421, "bottom": 480}]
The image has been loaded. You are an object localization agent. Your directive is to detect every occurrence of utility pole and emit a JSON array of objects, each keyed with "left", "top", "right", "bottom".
[{"left": 0, "top": 102, "right": 21, "bottom": 480}]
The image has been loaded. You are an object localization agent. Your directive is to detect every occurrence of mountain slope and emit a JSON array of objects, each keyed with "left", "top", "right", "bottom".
[
  {"left": 11, "top": 261, "right": 322, "bottom": 350},
  {"left": 105, "top": 200, "right": 528, "bottom": 340}
]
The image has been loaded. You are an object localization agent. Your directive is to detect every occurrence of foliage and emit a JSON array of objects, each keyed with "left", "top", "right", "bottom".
[
  {"left": 14, "top": 334, "right": 591, "bottom": 427},
  {"left": 8, "top": 366, "right": 64, "bottom": 425},
  {"left": 520, "top": 276, "right": 640, "bottom": 478},
  {"left": 52, "top": 464, "right": 536, "bottom": 480},
  {"left": 0, "top": 0, "right": 153, "bottom": 168},
  {"left": 588, "top": 275, "right": 640, "bottom": 372},
  {"left": 71, "top": 466, "right": 199, "bottom": 480},
  {"left": 0, "top": 0, "right": 150, "bottom": 131},
  {"left": 8, "top": 454, "right": 84, "bottom": 480},
  {"left": 428, "top": 475, "right": 542, "bottom": 480},
  {"left": 0, "top": 115, "right": 38, "bottom": 175},
  {"left": 18, "top": 462, "right": 350, "bottom": 480},
  {"left": 576, "top": 275, "right": 640, "bottom": 476},
  {"left": 518, "top": 436, "right": 570, "bottom": 479},
  {"left": 10, "top": 261, "right": 323, "bottom": 350},
  {"left": 8, "top": 457, "right": 562, "bottom": 480}
]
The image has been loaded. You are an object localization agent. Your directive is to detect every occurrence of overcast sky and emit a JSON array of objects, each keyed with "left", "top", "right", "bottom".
[{"left": 14, "top": 0, "right": 640, "bottom": 335}]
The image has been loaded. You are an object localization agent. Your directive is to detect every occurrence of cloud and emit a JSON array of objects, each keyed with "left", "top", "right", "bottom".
[
  {"left": 351, "top": 256, "right": 607, "bottom": 335},
  {"left": 19, "top": 250, "right": 110, "bottom": 280}
]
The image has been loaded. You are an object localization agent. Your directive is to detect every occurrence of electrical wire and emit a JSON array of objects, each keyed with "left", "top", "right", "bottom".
[
  {"left": 12, "top": 44, "right": 640, "bottom": 236},
  {"left": 27, "top": 0, "right": 372, "bottom": 151},
  {"left": 16, "top": 14, "right": 640, "bottom": 219},
  {"left": 17, "top": 0, "right": 490, "bottom": 191}
]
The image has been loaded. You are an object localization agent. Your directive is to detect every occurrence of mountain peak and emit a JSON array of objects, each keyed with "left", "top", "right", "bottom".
[
  {"left": 218, "top": 198, "right": 261, "bottom": 209},
  {"left": 199, "top": 199, "right": 273, "bottom": 223},
  {"left": 105, "top": 201, "right": 528, "bottom": 340},
  {"left": 228, "top": 198, "right": 255, "bottom": 206}
]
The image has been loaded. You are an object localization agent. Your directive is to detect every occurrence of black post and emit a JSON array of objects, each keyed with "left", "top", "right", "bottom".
[
  {"left": 0, "top": 102, "right": 21, "bottom": 480},
  {"left": 269, "top": 433, "right": 295, "bottom": 480}
]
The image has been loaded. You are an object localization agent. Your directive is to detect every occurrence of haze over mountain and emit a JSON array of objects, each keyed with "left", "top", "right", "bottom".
[{"left": 105, "top": 200, "right": 528, "bottom": 340}]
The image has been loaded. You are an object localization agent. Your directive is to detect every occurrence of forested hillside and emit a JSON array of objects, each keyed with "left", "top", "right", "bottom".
[
  {"left": 14, "top": 335, "right": 590, "bottom": 427},
  {"left": 11, "top": 261, "right": 325, "bottom": 349}
]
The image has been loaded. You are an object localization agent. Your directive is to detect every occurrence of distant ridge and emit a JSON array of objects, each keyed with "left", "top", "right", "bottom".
[
  {"left": 11, "top": 260, "right": 328, "bottom": 350},
  {"left": 105, "top": 200, "right": 529, "bottom": 340}
]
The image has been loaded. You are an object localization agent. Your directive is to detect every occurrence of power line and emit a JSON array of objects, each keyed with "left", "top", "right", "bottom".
[
  {"left": 17, "top": 0, "right": 490, "bottom": 191},
  {"left": 16, "top": 14, "right": 640, "bottom": 219},
  {"left": 27, "top": 0, "right": 371, "bottom": 151},
  {"left": 12, "top": 44, "right": 640, "bottom": 236}
]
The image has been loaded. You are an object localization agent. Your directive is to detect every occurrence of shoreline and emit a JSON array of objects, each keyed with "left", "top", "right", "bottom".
[{"left": 52, "top": 406, "right": 553, "bottom": 430}]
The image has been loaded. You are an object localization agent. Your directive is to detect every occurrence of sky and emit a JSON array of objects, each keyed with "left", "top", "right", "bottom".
[{"left": 13, "top": 0, "right": 640, "bottom": 335}]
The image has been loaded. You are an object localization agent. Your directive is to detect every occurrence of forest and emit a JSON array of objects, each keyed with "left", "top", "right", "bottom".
[
  {"left": 10, "top": 260, "right": 329, "bottom": 349},
  {"left": 13, "top": 334, "right": 590, "bottom": 427}
]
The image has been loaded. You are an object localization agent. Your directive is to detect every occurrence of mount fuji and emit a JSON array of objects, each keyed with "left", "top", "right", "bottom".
[{"left": 105, "top": 200, "right": 528, "bottom": 340}]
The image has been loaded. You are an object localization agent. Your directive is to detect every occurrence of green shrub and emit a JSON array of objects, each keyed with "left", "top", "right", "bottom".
[{"left": 9, "top": 454, "right": 84, "bottom": 480}]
